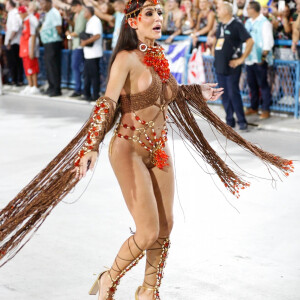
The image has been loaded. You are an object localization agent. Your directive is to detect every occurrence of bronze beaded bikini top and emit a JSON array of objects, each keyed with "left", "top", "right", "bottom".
[{"left": 120, "top": 67, "right": 178, "bottom": 114}]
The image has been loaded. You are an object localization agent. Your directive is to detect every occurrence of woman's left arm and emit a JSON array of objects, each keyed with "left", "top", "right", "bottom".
[{"left": 199, "top": 83, "right": 224, "bottom": 101}]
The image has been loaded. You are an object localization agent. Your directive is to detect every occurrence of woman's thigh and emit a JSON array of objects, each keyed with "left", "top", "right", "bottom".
[
  {"left": 149, "top": 151, "right": 175, "bottom": 237},
  {"left": 109, "top": 144, "right": 159, "bottom": 236}
]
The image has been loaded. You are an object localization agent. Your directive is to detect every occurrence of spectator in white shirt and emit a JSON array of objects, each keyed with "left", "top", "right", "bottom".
[
  {"left": 5, "top": 0, "right": 23, "bottom": 86},
  {"left": 112, "top": 0, "right": 125, "bottom": 49},
  {"left": 81, "top": 6, "right": 103, "bottom": 101},
  {"left": 244, "top": 1, "right": 274, "bottom": 119}
]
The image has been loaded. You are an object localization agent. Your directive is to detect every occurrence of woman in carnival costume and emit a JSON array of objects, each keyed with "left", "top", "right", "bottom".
[{"left": 0, "top": 0, "right": 294, "bottom": 299}]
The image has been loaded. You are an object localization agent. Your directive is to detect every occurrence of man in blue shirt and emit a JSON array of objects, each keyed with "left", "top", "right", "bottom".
[
  {"left": 40, "top": 0, "right": 62, "bottom": 97},
  {"left": 244, "top": 1, "right": 274, "bottom": 119}
]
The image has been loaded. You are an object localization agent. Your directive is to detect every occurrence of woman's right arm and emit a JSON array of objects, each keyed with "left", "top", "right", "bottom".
[
  {"left": 104, "top": 51, "right": 131, "bottom": 101},
  {"left": 74, "top": 51, "right": 131, "bottom": 179}
]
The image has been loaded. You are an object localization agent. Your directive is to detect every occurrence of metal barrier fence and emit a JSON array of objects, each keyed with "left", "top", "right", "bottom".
[
  {"left": 36, "top": 35, "right": 300, "bottom": 118},
  {"left": 198, "top": 55, "right": 300, "bottom": 118},
  {"left": 38, "top": 48, "right": 112, "bottom": 92}
]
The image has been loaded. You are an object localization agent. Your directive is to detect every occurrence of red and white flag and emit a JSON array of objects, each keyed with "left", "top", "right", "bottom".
[{"left": 188, "top": 47, "right": 206, "bottom": 84}]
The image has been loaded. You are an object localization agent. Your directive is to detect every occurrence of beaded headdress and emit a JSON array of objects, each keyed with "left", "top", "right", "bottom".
[{"left": 124, "top": 0, "right": 160, "bottom": 22}]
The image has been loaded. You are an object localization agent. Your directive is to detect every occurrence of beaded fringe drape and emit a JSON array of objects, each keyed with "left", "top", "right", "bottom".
[
  {"left": 0, "top": 108, "right": 115, "bottom": 267},
  {"left": 0, "top": 84, "right": 294, "bottom": 267},
  {"left": 168, "top": 84, "right": 294, "bottom": 196}
]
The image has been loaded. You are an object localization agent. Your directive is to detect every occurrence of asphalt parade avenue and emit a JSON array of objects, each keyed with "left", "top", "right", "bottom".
[{"left": 0, "top": 94, "right": 300, "bottom": 300}]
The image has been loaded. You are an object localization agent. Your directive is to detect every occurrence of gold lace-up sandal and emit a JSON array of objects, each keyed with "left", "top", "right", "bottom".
[
  {"left": 135, "top": 237, "right": 170, "bottom": 300},
  {"left": 135, "top": 286, "right": 156, "bottom": 300},
  {"left": 89, "top": 235, "right": 145, "bottom": 299},
  {"left": 89, "top": 271, "right": 109, "bottom": 295}
]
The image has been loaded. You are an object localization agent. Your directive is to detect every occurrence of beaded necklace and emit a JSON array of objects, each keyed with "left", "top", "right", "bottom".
[
  {"left": 114, "top": 43, "right": 170, "bottom": 169},
  {"left": 139, "top": 42, "right": 170, "bottom": 83}
]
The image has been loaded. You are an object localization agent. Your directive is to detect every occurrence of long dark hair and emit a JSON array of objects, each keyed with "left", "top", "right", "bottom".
[
  {"left": 106, "top": 0, "right": 154, "bottom": 129},
  {"left": 106, "top": 0, "right": 149, "bottom": 129},
  {"left": 108, "top": 0, "right": 148, "bottom": 72}
]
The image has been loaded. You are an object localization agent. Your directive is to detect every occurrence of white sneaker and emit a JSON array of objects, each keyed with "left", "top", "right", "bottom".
[
  {"left": 20, "top": 85, "right": 31, "bottom": 95},
  {"left": 278, "top": 95, "right": 294, "bottom": 106},
  {"left": 29, "top": 86, "right": 40, "bottom": 95}
]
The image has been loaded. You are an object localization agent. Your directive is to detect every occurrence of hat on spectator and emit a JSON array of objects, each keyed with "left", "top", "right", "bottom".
[{"left": 18, "top": 6, "right": 28, "bottom": 13}]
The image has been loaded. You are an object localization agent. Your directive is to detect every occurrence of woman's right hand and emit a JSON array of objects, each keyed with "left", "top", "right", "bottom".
[{"left": 73, "top": 151, "right": 98, "bottom": 180}]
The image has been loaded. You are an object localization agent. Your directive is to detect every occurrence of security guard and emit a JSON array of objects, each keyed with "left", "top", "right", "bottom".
[{"left": 214, "top": 1, "right": 254, "bottom": 130}]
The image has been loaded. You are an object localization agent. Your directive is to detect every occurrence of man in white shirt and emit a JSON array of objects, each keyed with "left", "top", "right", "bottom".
[
  {"left": 244, "top": 1, "right": 274, "bottom": 119},
  {"left": 5, "top": 0, "right": 23, "bottom": 86},
  {"left": 80, "top": 6, "right": 103, "bottom": 101}
]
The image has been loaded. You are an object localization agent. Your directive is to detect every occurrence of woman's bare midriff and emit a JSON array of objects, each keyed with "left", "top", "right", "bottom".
[
  {"left": 109, "top": 135, "right": 171, "bottom": 170},
  {"left": 109, "top": 105, "right": 170, "bottom": 169}
]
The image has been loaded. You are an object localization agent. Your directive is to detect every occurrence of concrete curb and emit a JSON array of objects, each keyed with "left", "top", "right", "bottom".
[{"left": 2, "top": 90, "right": 96, "bottom": 106}]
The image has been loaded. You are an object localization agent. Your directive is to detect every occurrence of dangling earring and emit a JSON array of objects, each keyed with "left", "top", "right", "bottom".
[{"left": 139, "top": 43, "right": 148, "bottom": 52}]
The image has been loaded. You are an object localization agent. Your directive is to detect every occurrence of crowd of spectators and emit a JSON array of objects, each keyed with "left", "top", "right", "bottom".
[{"left": 0, "top": 0, "right": 299, "bottom": 101}]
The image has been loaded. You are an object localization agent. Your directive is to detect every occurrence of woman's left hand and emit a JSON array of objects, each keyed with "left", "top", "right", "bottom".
[{"left": 200, "top": 83, "right": 224, "bottom": 101}]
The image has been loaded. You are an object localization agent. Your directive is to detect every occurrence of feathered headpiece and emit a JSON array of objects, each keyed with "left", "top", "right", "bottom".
[{"left": 124, "top": 0, "right": 160, "bottom": 22}]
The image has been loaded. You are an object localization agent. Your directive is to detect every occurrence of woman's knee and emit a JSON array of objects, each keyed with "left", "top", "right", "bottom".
[
  {"left": 159, "top": 217, "right": 174, "bottom": 237},
  {"left": 135, "top": 228, "right": 159, "bottom": 249}
]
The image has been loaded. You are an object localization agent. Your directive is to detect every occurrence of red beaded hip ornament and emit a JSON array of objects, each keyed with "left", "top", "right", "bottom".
[{"left": 115, "top": 113, "right": 169, "bottom": 169}]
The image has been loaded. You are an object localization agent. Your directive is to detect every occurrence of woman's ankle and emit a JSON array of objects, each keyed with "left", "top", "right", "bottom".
[{"left": 138, "top": 285, "right": 155, "bottom": 295}]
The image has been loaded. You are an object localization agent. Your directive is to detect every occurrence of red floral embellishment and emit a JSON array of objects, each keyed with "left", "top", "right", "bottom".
[
  {"left": 74, "top": 98, "right": 110, "bottom": 168},
  {"left": 116, "top": 112, "right": 169, "bottom": 170},
  {"left": 143, "top": 45, "right": 170, "bottom": 83},
  {"left": 153, "top": 148, "right": 169, "bottom": 169}
]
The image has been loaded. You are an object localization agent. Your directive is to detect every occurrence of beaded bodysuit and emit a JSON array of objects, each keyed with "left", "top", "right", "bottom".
[{"left": 114, "top": 65, "right": 178, "bottom": 169}]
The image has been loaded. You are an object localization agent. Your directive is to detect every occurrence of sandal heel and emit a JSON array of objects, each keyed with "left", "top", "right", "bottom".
[
  {"left": 135, "top": 286, "right": 141, "bottom": 300},
  {"left": 88, "top": 271, "right": 106, "bottom": 295}
]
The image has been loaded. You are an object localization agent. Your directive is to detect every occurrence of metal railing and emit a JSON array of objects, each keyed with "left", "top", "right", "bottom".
[{"left": 198, "top": 55, "right": 300, "bottom": 118}]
